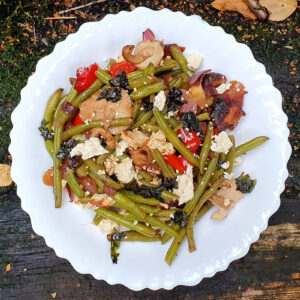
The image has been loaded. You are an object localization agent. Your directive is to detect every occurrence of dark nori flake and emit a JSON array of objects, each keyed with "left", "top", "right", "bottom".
[
  {"left": 99, "top": 137, "right": 107, "bottom": 147},
  {"left": 173, "top": 210, "right": 188, "bottom": 228},
  {"left": 166, "top": 87, "right": 186, "bottom": 112},
  {"left": 109, "top": 70, "right": 130, "bottom": 91},
  {"left": 110, "top": 230, "right": 126, "bottom": 242},
  {"left": 162, "top": 178, "right": 176, "bottom": 190},
  {"left": 182, "top": 112, "right": 201, "bottom": 132},
  {"left": 38, "top": 119, "right": 53, "bottom": 141},
  {"left": 217, "top": 158, "right": 226, "bottom": 170},
  {"left": 70, "top": 155, "right": 80, "bottom": 169},
  {"left": 235, "top": 174, "right": 256, "bottom": 194},
  {"left": 99, "top": 87, "right": 122, "bottom": 102},
  {"left": 142, "top": 98, "right": 154, "bottom": 112},
  {"left": 110, "top": 239, "right": 121, "bottom": 264},
  {"left": 56, "top": 139, "right": 78, "bottom": 159}
]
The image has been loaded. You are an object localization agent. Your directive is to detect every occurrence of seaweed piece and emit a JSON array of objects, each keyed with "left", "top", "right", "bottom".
[
  {"left": 217, "top": 158, "right": 226, "bottom": 170},
  {"left": 162, "top": 178, "right": 176, "bottom": 190},
  {"left": 173, "top": 210, "right": 188, "bottom": 228},
  {"left": 99, "top": 87, "right": 121, "bottom": 102},
  {"left": 235, "top": 174, "right": 256, "bottom": 194},
  {"left": 109, "top": 70, "right": 130, "bottom": 91},
  {"left": 110, "top": 240, "right": 121, "bottom": 264},
  {"left": 70, "top": 155, "right": 80, "bottom": 169},
  {"left": 166, "top": 87, "right": 185, "bottom": 112},
  {"left": 110, "top": 230, "right": 126, "bottom": 241},
  {"left": 182, "top": 112, "right": 201, "bottom": 132},
  {"left": 142, "top": 98, "right": 154, "bottom": 112},
  {"left": 56, "top": 139, "right": 78, "bottom": 159},
  {"left": 38, "top": 119, "right": 53, "bottom": 141}
]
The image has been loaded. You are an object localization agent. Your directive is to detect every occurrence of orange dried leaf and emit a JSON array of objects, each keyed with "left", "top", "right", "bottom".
[
  {"left": 259, "top": 0, "right": 297, "bottom": 21},
  {"left": 211, "top": 0, "right": 257, "bottom": 19},
  {"left": 51, "top": 293, "right": 57, "bottom": 299},
  {"left": 0, "top": 164, "right": 12, "bottom": 187},
  {"left": 5, "top": 263, "right": 11, "bottom": 274}
]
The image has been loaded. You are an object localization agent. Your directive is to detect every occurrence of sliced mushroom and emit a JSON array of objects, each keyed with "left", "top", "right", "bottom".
[{"left": 122, "top": 40, "right": 164, "bottom": 70}]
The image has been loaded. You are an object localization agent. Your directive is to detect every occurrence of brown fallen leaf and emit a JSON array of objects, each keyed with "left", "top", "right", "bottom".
[
  {"left": 51, "top": 293, "right": 57, "bottom": 299},
  {"left": 5, "top": 263, "right": 11, "bottom": 274},
  {"left": 211, "top": 0, "right": 257, "bottom": 19},
  {"left": 259, "top": 0, "right": 297, "bottom": 21},
  {"left": 0, "top": 164, "right": 12, "bottom": 187}
]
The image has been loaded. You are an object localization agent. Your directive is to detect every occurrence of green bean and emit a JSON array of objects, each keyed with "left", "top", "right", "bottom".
[
  {"left": 146, "top": 215, "right": 180, "bottom": 239},
  {"left": 88, "top": 171, "right": 104, "bottom": 192},
  {"left": 121, "top": 190, "right": 161, "bottom": 206},
  {"left": 77, "top": 197, "right": 91, "bottom": 204},
  {"left": 129, "top": 75, "right": 159, "bottom": 90},
  {"left": 187, "top": 176, "right": 225, "bottom": 252},
  {"left": 205, "top": 97, "right": 214, "bottom": 107},
  {"left": 113, "top": 192, "right": 146, "bottom": 221},
  {"left": 170, "top": 45, "right": 193, "bottom": 77},
  {"left": 133, "top": 100, "right": 142, "bottom": 120},
  {"left": 111, "top": 118, "right": 133, "bottom": 127},
  {"left": 53, "top": 95, "right": 68, "bottom": 121},
  {"left": 130, "top": 81, "right": 165, "bottom": 101},
  {"left": 167, "top": 117, "right": 180, "bottom": 129},
  {"left": 155, "top": 209, "right": 178, "bottom": 218},
  {"left": 235, "top": 136, "right": 269, "bottom": 158},
  {"left": 95, "top": 69, "right": 112, "bottom": 85},
  {"left": 226, "top": 135, "right": 235, "bottom": 174},
  {"left": 138, "top": 170, "right": 153, "bottom": 183},
  {"left": 179, "top": 72, "right": 190, "bottom": 90},
  {"left": 161, "top": 190, "right": 179, "bottom": 202},
  {"left": 94, "top": 208, "right": 156, "bottom": 237},
  {"left": 151, "top": 149, "right": 177, "bottom": 178},
  {"left": 113, "top": 231, "right": 161, "bottom": 242},
  {"left": 147, "top": 114, "right": 157, "bottom": 124},
  {"left": 154, "top": 59, "right": 178, "bottom": 74},
  {"left": 72, "top": 134, "right": 86, "bottom": 142},
  {"left": 141, "top": 123, "right": 160, "bottom": 132},
  {"left": 113, "top": 202, "right": 160, "bottom": 215},
  {"left": 169, "top": 68, "right": 183, "bottom": 77},
  {"left": 127, "top": 70, "right": 144, "bottom": 81},
  {"left": 53, "top": 127, "right": 62, "bottom": 208},
  {"left": 76, "top": 164, "right": 89, "bottom": 177},
  {"left": 96, "top": 153, "right": 111, "bottom": 166},
  {"left": 137, "top": 179, "right": 159, "bottom": 188},
  {"left": 43, "top": 88, "right": 64, "bottom": 129},
  {"left": 199, "top": 122, "right": 214, "bottom": 175},
  {"left": 131, "top": 111, "right": 153, "bottom": 129},
  {"left": 66, "top": 169, "right": 85, "bottom": 197},
  {"left": 143, "top": 62, "right": 155, "bottom": 76},
  {"left": 93, "top": 213, "right": 103, "bottom": 226},
  {"left": 197, "top": 112, "right": 210, "bottom": 121},
  {"left": 168, "top": 76, "right": 182, "bottom": 89},
  {"left": 45, "top": 140, "right": 54, "bottom": 159},
  {"left": 153, "top": 109, "right": 199, "bottom": 166},
  {"left": 116, "top": 153, "right": 129, "bottom": 162},
  {"left": 165, "top": 203, "right": 212, "bottom": 266},
  {"left": 107, "top": 58, "right": 116, "bottom": 68}
]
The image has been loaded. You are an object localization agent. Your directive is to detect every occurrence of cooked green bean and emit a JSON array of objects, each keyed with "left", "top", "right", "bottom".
[
  {"left": 77, "top": 196, "right": 91, "bottom": 204},
  {"left": 45, "top": 140, "right": 54, "bottom": 159},
  {"left": 107, "top": 58, "right": 116, "bottom": 68},
  {"left": 53, "top": 127, "right": 62, "bottom": 208},
  {"left": 187, "top": 176, "right": 224, "bottom": 252},
  {"left": 88, "top": 171, "right": 104, "bottom": 192},
  {"left": 72, "top": 134, "right": 86, "bottom": 142},
  {"left": 165, "top": 203, "right": 212, "bottom": 265},
  {"left": 131, "top": 111, "right": 153, "bottom": 129},
  {"left": 94, "top": 208, "right": 156, "bottom": 237},
  {"left": 130, "top": 81, "right": 165, "bottom": 101},
  {"left": 121, "top": 190, "right": 161, "bottom": 206},
  {"left": 226, "top": 135, "right": 235, "bottom": 174},
  {"left": 114, "top": 231, "right": 161, "bottom": 242},
  {"left": 133, "top": 100, "right": 142, "bottom": 120},
  {"left": 127, "top": 70, "right": 144, "bottom": 81},
  {"left": 197, "top": 112, "right": 210, "bottom": 121},
  {"left": 96, "top": 153, "right": 111, "bottom": 166},
  {"left": 155, "top": 209, "right": 178, "bottom": 218},
  {"left": 169, "top": 68, "right": 183, "bottom": 77},
  {"left": 154, "top": 59, "right": 178, "bottom": 74},
  {"left": 76, "top": 164, "right": 89, "bottom": 177},
  {"left": 235, "top": 136, "right": 269, "bottom": 158},
  {"left": 161, "top": 190, "right": 179, "bottom": 202},
  {"left": 138, "top": 170, "right": 153, "bottom": 183},
  {"left": 179, "top": 72, "right": 190, "bottom": 89},
  {"left": 169, "top": 45, "right": 193, "bottom": 77},
  {"left": 143, "top": 62, "right": 155, "bottom": 76},
  {"left": 53, "top": 95, "right": 68, "bottom": 121},
  {"left": 113, "top": 202, "right": 160, "bottom": 215},
  {"left": 154, "top": 109, "right": 199, "bottom": 166},
  {"left": 129, "top": 75, "right": 158, "bottom": 90},
  {"left": 141, "top": 123, "right": 160, "bottom": 132},
  {"left": 199, "top": 122, "right": 214, "bottom": 175},
  {"left": 95, "top": 69, "right": 112, "bottom": 85},
  {"left": 167, "top": 116, "right": 180, "bottom": 129},
  {"left": 93, "top": 213, "right": 103, "bottom": 225},
  {"left": 66, "top": 169, "right": 85, "bottom": 197},
  {"left": 151, "top": 149, "right": 177, "bottom": 178},
  {"left": 168, "top": 76, "right": 182, "bottom": 89},
  {"left": 205, "top": 97, "right": 214, "bottom": 107}
]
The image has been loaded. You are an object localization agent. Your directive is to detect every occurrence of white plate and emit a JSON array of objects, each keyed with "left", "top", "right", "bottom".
[{"left": 9, "top": 7, "right": 291, "bottom": 290}]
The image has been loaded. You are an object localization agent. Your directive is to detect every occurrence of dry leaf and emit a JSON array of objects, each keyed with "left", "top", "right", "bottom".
[
  {"left": 259, "top": 0, "right": 297, "bottom": 21},
  {"left": 211, "top": 0, "right": 257, "bottom": 19},
  {"left": 5, "top": 264, "right": 11, "bottom": 274},
  {"left": 0, "top": 164, "right": 12, "bottom": 187},
  {"left": 51, "top": 293, "right": 57, "bottom": 299}
]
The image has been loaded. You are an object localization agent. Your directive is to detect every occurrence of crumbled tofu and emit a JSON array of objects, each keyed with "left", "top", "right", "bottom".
[
  {"left": 61, "top": 179, "right": 67, "bottom": 189},
  {"left": 104, "top": 155, "right": 119, "bottom": 176},
  {"left": 221, "top": 161, "right": 230, "bottom": 170},
  {"left": 233, "top": 156, "right": 243, "bottom": 166},
  {"left": 211, "top": 131, "right": 233, "bottom": 155},
  {"left": 91, "top": 193, "right": 115, "bottom": 207},
  {"left": 187, "top": 53, "right": 203, "bottom": 70},
  {"left": 97, "top": 169, "right": 106, "bottom": 175},
  {"left": 147, "top": 130, "right": 175, "bottom": 155},
  {"left": 114, "top": 157, "right": 136, "bottom": 183},
  {"left": 70, "top": 137, "right": 108, "bottom": 160},
  {"left": 153, "top": 91, "right": 166, "bottom": 111},
  {"left": 167, "top": 111, "right": 175, "bottom": 118},
  {"left": 173, "top": 165, "right": 194, "bottom": 206},
  {"left": 98, "top": 218, "right": 119, "bottom": 233},
  {"left": 115, "top": 140, "right": 128, "bottom": 157},
  {"left": 216, "top": 82, "right": 232, "bottom": 94},
  {"left": 117, "top": 54, "right": 125, "bottom": 62},
  {"left": 150, "top": 176, "right": 162, "bottom": 186},
  {"left": 223, "top": 172, "right": 234, "bottom": 179}
]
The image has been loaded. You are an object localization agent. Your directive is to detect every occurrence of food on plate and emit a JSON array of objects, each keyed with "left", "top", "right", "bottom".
[{"left": 39, "top": 29, "right": 269, "bottom": 265}]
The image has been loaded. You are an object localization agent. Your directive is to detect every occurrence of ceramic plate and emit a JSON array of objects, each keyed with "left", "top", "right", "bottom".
[{"left": 9, "top": 7, "right": 291, "bottom": 290}]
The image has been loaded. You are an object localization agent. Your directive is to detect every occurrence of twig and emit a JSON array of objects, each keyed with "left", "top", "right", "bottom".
[
  {"left": 45, "top": 16, "right": 77, "bottom": 20},
  {"left": 58, "top": 0, "right": 107, "bottom": 15}
]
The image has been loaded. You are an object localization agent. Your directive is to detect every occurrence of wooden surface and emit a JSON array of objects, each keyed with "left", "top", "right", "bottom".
[{"left": 0, "top": 1, "right": 299, "bottom": 299}]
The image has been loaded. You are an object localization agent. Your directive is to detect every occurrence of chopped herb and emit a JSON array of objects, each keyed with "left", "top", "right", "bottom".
[
  {"left": 56, "top": 139, "right": 78, "bottom": 159},
  {"left": 109, "top": 70, "right": 130, "bottom": 90},
  {"left": 110, "top": 230, "right": 123, "bottom": 264},
  {"left": 38, "top": 120, "right": 53, "bottom": 141},
  {"left": 142, "top": 98, "right": 154, "bottom": 112},
  {"left": 99, "top": 87, "right": 121, "bottom": 102},
  {"left": 235, "top": 174, "right": 256, "bottom": 194},
  {"left": 70, "top": 155, "right": 80, "bottom": 169},
  {"left": 166, "top": 87, "right": 186, "bottom": 112},
  {"left": 173, "top": 210, "right": 188, "bottom": 227},
  {"left": 182, "top": 112, "right": 201, "bottom": 132}
]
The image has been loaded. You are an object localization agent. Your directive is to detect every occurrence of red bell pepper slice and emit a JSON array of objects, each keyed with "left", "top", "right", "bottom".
[
  {"left": 109, "top": 61, "right": 137, "bottom": 77},
  {"left": 74, "top": 63, "right": 98, "bottom": 93},
  {"left": 214, "top": 128, "right": 219, "bottom": 136},
  {"left": 164, "top": 44, "right": 185, "bottom": 57},
  {"left": 179, "top": 155, "right": 194, "bottom": 170},
  {"left": 177, "top": 128, "right": 201, "bottom": 153},
  {"left": 164, "top": 154, "right": 185, "bottom": 173},
  {"left": 72, "top": 111, "right": 84, "bottom": 126}
]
